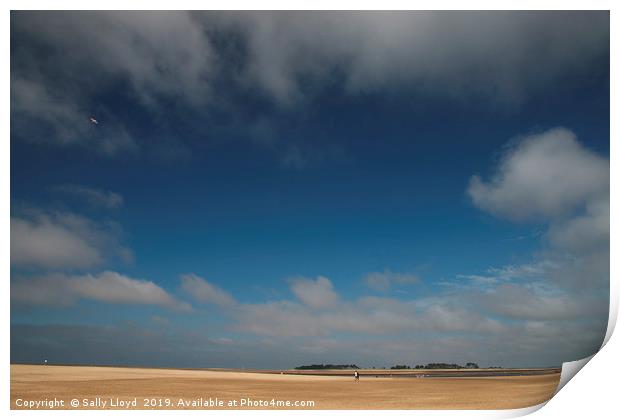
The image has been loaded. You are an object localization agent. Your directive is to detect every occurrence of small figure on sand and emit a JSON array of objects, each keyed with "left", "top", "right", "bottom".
[{"left": 354, "top": 370, "right": 360, "bottom": 381}]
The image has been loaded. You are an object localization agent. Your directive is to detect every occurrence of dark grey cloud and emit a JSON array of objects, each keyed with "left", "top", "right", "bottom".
[
  {"left": 11, "top": 11, "right": 211, "bottom": 156},
  {"left": 12, "top": 11, "right": 214, "bottom": 105},
  {"left": 11, "top": 11, "right": 609, "bottom": 157},
  {"left": 215, "top": 11, "right": 608, "bottom": 105},
  {"left": 11, "top": 77, "right": 138, "bottom": 155}
]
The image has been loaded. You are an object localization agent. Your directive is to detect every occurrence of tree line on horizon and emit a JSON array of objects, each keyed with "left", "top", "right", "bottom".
[
  {"left": 294, "top": 364, "right": 360, "bottom": 370},
  {"left": 294, "top": 362, "right": 493, "bottom": 370},
  {"left": 412, "top": 362, "right": 481, "bottom": 369}
]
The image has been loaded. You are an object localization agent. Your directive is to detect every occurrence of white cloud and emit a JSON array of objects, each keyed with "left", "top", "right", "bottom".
[
  {"left": 11, "top": 209, "right": 132, "bottom": 269},
  {"left": 289, "top": 276, "right": 339, "bottom": 308},
  {"left": 466, "top": 127, "right": 609, "bottom": 294},
  {"left": 477, "top": 284, "right": 607, "bottom": 321},
  {"left": 11, "top": 271, "right": 191, "bottom": 311},
  {"left": 547, "top": 196, "right": 609, "bottom": 254},
  {"left": 233, "top": 294, "right": 504, "bottom": 338},
  {"left": 467, "top": 128, "right": 608, "bottom": 220},
  {"left": 180, "top": 274, "right": 236, "bottom": 306},
  {"left": 11, "top": 217, "right": 102, "bottom": 269},
  {"left": 363, "top": 270, "right": 419, "bottom": 292},
  {"left": 52, "top": 184, "right": 123, "bottom": 209},
  {"left": 9, "top": 262, "right": 603, "bottom": 366},
  {"left": 455, "top": 127, "right": 609, "bottom": 357},
  {"left": 234, "top": 301, "right": 327, "bottom": 337},
  {"left": 202, "top": 277, "right": 501, "bottom": 338}
]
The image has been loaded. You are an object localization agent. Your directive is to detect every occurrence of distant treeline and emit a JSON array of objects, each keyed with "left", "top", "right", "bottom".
[
  {"left": 294, "top": 364, "right": 360, "bottom": 370},
  {"left": 412, "top": 362, "right": 480, "bottom": 369},
  {"left": 294, "top": 362, "right": 491, "bottom": 370}
]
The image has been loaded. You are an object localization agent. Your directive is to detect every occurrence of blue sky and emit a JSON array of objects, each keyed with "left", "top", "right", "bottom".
[{"left": 11, "top": 11, "right": 609, "bottom": 369}]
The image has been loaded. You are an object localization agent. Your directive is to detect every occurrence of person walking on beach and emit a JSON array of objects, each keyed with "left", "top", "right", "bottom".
[{"left": 354, "top": 370, "right": 360, "bottom": 381}]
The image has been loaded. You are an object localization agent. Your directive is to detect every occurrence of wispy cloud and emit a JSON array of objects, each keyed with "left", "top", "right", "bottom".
[
  {"left": 52, "top": 184, "right": 123, "bottom": 209},
  {"left": 363, "top": 270, "right": 419, "bottom": 292},
  {"left": 180, "top": 274, "right": 236, "bottom": 307}
]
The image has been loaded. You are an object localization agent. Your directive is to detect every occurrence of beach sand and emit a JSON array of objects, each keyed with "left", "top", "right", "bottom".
[{"left": 11, "top": 364, "right": 561, "bottom": 410}]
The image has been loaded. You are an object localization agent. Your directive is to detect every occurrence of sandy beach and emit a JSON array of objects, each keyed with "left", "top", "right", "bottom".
[{"left": 11, "top": 364, "right": 561, "bottom": 410}]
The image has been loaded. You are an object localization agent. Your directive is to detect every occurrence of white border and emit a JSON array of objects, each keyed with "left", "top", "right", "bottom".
[{"left": 3, "top": 2, "right": 617, "bottom": 420}]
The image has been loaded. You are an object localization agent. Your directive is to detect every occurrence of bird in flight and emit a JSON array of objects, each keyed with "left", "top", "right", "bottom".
[{"left": 89, "top": 116, "right": 99, "bottom": 125}]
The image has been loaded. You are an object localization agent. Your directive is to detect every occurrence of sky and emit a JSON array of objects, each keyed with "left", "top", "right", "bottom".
[{"left": 10, "top": 11, "right": 610, "bottom": 369}]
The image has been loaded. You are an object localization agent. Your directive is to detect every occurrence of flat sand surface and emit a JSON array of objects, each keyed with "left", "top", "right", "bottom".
[{"left": 11, "top": 364, "right": 561, "bottom": 410}]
